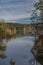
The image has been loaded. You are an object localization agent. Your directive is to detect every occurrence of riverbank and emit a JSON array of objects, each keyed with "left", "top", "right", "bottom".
[
  {"left": 0, "top": 22, "right": 36, "bottom": 39},
  {"left": 31, "top": 35, "right": 43, "bottom": 64}
]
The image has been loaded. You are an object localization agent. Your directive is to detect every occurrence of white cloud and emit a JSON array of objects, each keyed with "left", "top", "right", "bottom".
[
  {"left": 0, "top": 4, "right": 25, "bottom": 9},
  {"left": 0, "top": 13, "right": 31, "bottom": 21},
  {"left": 0, "top": 0, "right": 38, "bottom": 23}
]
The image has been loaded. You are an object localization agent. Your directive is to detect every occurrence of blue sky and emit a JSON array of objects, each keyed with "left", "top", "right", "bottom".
[{"left": 0, "top": 0, "right": 38, "bottom": 24}]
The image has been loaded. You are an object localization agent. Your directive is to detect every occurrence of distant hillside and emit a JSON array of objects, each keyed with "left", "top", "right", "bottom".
[{"left": 0, "top": 22, "right": 31, "bottom": 28}]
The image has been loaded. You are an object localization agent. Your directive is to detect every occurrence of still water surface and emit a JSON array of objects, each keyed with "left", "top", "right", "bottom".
[{"left": 0, "top": 36, "right": 40, "bottom": 65}]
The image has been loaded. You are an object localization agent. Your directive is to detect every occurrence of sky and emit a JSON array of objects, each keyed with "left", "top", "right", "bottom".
[{"left": 0, "top": 0, "right": 38, "bottom": 24}]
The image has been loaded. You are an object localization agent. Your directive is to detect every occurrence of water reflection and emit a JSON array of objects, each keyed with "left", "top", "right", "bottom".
[
  {"left": 10, "top": 59, "right": 15, "bottom": 65},
  {"left": 29, "top": 59, "right": 36, "bottom": 65},
  {"left": 0, "top": 39, "right": 7, "bottom": 59},
  {"left": 0, "top": 31, "right": 41, "bottom": 65}
]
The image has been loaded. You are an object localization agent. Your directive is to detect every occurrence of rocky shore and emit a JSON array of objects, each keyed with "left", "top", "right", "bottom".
[{"left": 32, "top": 35, "right": 43, "bottom": 58}]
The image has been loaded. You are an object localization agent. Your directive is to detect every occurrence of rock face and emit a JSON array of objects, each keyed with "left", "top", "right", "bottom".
[
  {"left": 32, "top": 35, "right": 43, "bottom": 64},
  {"left": 37, "top": 24, "right": 43, "bottom": 36}
]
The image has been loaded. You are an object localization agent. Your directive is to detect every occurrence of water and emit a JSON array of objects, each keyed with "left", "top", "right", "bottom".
[{"left": 0, "top": 35, "right": 40, "bottom": 65}]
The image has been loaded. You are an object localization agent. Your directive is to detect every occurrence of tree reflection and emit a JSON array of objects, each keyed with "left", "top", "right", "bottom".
[
  {"left": 0, "top": 39, "right": 7, "bottom": 59},
  {"left": 10, "top": 59, "right": 15, "bottom": 65},
  {"left": 28, "top": 58, "right": 38, "bottom": 65},
  {"left": 0, "top": 45, "right": 6, "bottom": 51},
  {"left": 0, "top": 53, "right": 7, "bottom": 59}
]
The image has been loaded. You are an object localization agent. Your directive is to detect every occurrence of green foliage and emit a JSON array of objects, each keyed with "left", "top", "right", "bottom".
[
  {"left": 0, "top": 53, "right": 7, "bottom": 58},
  {"left": 0, "top": 45, "right": 6, "bottom": 51}
]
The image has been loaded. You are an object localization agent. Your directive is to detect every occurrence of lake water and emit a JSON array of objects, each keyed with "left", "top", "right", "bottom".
[{"left": 0, "top": 35, "right": 41, "bottom": 65}]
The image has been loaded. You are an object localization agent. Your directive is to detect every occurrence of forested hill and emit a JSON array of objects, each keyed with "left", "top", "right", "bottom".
[{"left": 0, "top": 22, "right": 31, "bottom": 27}]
